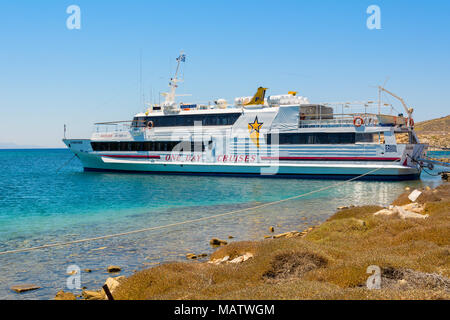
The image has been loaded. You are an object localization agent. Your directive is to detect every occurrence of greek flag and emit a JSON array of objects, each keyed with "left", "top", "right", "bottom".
[
  {"left": 385, "top": 144, "right": 397, "bottom": 153},
  {"left": 177, "top": 54, "right": 186, "bottom": 62}
]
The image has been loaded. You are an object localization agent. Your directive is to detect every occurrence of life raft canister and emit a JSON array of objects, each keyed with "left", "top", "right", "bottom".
[
  {"left": 353, "top": 116, "right": 364, "bottom": 127},
  {"left": 147, "top": 120, "right": 154, "bottom": 129}
]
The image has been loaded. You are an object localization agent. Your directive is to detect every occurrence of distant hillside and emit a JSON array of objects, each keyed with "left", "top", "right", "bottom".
[
  {"left": 415, "top": 115, "right": 450, "bottom": 134},
  {"left": 415, "top": 115, "right": 450, "bottom": 149}
]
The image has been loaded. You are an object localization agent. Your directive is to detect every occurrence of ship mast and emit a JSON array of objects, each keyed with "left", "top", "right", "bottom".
[{"left": 162, "top": 52, "right": 186, "bottom": 109}]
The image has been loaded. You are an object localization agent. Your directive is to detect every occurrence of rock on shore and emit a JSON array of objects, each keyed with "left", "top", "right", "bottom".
[
  {"left": 107, "top": 266, "right": 121, "bottom": 273},
  {"left": 374, "top": 189, "right": 430, "bottom": 219},
  {"left": 54, "top": 290, "right": 76, "bottom": 300},
  {"left": 208, "top": 252, "right": 254, "bottom": 265},
  {"left": 10, "top": 284, "right": 41, "bottom": 293},
  {"left": 80, "top": 276, "right": 126, "bottom": 300},
  {"left": 209, "top": 238, "right": 228, "bottom": 246}
]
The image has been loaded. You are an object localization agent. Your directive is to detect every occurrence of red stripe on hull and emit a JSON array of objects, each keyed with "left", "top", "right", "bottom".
[
  {"left": 101, "top": 154, "right": 161, "bottom": 159},
  {"left": 261, "top": 156, "right": 401, "bottom": 161}
]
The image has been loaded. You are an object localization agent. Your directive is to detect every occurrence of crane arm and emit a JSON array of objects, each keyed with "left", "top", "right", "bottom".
[{"left": 378, "top": 86, "right": 412, "bottom": 118}]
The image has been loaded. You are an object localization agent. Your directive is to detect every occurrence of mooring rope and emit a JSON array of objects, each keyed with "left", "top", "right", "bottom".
[
  {"left": 56, "top": 154, "right": 77, "bottom": 173},
  {"left": 0, "top": 162, "right": 398, "bottom": 256}
]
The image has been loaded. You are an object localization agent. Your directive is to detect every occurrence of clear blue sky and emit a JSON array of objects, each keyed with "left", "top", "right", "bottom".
[{"left": 0, "top": 0, "right": 449, "bottom": 147}]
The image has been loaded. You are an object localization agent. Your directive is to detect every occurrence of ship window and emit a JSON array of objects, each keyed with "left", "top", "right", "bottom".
[
  {"left": 91, "top": 141, "right": 208, "bottom": 152},
  {"left": 266, "top": 133, "right": 356, "bottom": 145},
  {"left": 356, "top": 133, "right": 380, "bottom": 143},
  {"left": 131, "top": 113, "right": 241, "bottom": 128},
  {"left": 395, "top": 132, "right": 410, "bottom": 144},
  {"left": 355, "top": 132, "right": 385, "bottom": 144}
]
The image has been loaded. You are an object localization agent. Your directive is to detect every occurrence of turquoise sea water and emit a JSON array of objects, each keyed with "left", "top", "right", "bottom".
[
  {"left": 0, "top": 149, "right": 447, "bottom": 300},
  {"left": 428, "top": 150, "right": 450, "bottom": 159}
]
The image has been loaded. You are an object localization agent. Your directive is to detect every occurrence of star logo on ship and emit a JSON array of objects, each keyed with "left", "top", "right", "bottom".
[
  {"left": 248, "top": 116, "right": 263, "bottom": 148},
  {"left": 248, "top": 117, "right": 263, "bottom": 134}
]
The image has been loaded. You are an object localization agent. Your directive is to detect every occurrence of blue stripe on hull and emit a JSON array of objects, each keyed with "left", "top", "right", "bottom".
[{"left": 84, "top": 167, "right": 420, "bottom": 181}]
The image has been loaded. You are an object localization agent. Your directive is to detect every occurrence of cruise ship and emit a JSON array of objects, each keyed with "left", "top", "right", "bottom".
[{"left": 64, "top": 54, "right": 427, "bottom": 180}]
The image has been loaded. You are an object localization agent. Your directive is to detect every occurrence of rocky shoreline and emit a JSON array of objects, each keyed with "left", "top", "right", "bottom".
[
  {"left": 419, "top": 134, "right": 450, "bottom": 150},
  {"left": 50, "top": 183, "right": 449, "bottom": 300}
]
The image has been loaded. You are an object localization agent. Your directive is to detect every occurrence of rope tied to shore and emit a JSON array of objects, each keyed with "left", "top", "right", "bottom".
[
  {"left": 56, "top": 154, "right": 77, "bottom": 173},
  {"left": 0, "top": 162, "right": 399, "bottom": 256}
]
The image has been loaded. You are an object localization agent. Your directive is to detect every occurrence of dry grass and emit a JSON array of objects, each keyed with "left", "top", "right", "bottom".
[
  {"left": 114, "top": 184, "right": 450, "bottom": 300},
  {"left": 263, "top": 251, "right": 328, "bottom": 280}
]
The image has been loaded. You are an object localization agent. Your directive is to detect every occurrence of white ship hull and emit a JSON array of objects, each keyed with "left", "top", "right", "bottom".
[{"left": 63, "top": 139, "right": 423, "bottom": 180}]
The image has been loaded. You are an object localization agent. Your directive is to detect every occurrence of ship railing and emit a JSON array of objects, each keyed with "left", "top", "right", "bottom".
[
  {"left": 93, "top": 121, "right": 134, "bottom": 133},
  {"left": 299, "top": 113, "right": 380, "bottom": 128}
]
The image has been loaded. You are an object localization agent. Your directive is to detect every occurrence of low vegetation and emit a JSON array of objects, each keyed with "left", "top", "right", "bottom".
[{"left": 114, "top": 184, "right": 450, "bottom": 300}]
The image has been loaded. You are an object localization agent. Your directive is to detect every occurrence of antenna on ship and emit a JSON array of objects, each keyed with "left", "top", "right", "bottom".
[
  {"left": 139, "top": 49, "right": 144, "bottom": 108},
  {"left": 161, "top": 51, "right": 187, "bottom": 113},
  {"left": 377, "top": 77, "right": 390, "bottom": 115},
  {"left": 371, "top": 77, "right": 389, "bottom": 115},
  {"left": 170, "top": 51, "right": 186, "bottom": 99}
]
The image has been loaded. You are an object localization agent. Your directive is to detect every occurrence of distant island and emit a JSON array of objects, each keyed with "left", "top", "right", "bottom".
[
  {"left": 415, "top": 115, "right": 450, "bottom": 150},
  {"left": 0, "top": 142, "right": 50, "bottom": 149}
]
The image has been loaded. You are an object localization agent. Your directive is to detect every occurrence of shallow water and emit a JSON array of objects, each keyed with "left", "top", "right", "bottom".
[{"left": 0, "top": 149, "right": 446, "bottom": 299}]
